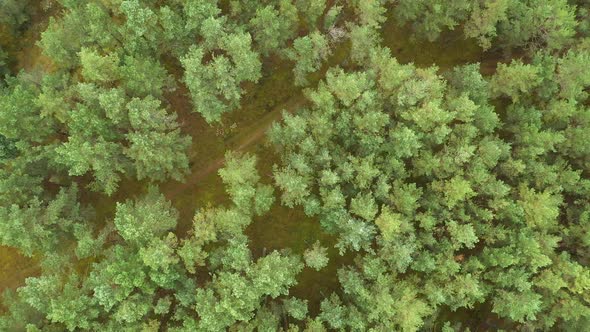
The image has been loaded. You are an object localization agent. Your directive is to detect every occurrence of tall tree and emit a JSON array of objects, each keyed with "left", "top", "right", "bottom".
[{"left": 285, "top": 32, "right": 331, "bottom": 86}]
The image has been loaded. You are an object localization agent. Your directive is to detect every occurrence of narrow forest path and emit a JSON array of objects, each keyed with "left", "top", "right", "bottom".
[{"left": 165, "top": 92, "right": 306, "bottom": 200}]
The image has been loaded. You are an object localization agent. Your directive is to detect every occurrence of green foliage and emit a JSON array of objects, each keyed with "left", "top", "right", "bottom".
[
  {"left": 0, "top": 134, "right": 17, "bottom": 162},
  {"left": 2, "top": 2, "right": 590, "bottom": 331},
  {"left": 303, "top": 240, "right": 329, "bottom": 271},
  {"left": 79, "top": 48, "right": 119, "bottom": 83},
  {"left": 395, "top": 0, "right": 473, "bottom": 41},
  {"left": 285, "top": 32, "right": 331, "bottom": 86},
  {"left": 296, "top": 0, "right": 327, "bottom": 28},
  {"left": 193, "top": 238, "right": 302, "bottom": 330},
  {"left": 1, "top": 167, "right": 302, "bottom": 330},
  {"left": 284, "top": 297, "right": 308, "bottom": 320},
  {"left": 0, "top": 47, "right": 8, "bottom": 76},
  {"left": 49, "top": 83, "right": 190, "bottom": 194},
  {"left": 490, "top": 60, "right": 542, "bottom": 101},
  {"left": 348, "top": 23, "right": 382, "bottom": 65},
  {"left": 40, "top": 5, "right": 102, "bottom": 66},
  {"left": 396, "top": 0, "right": 578, "bottom": 53},
  {"left": 218, "top": 152, "right": 275, "bottom": 215},
  {"left": 352, "top": 0, "right": 388, "bottom": 28},
  {"left": 13, "top": 2, "right": 195, "bottom": 195},
  {"left": 114, "top": 186, "right": 178, "bottom": 245},
  {"left": 497, "top": 0, "right": 577, "bottom": 52},
  {"left": 350, "top": 192, "right": 378, "bottom": 221},
  {"left": 55, "top": 137, "right": 126, "bottom": 195},
  {"left": 124, "top": 97, "right": 191, "bottom": 182},
  {"left": 0, "top": 0, "right": 31, "bottom": 32},
  {"left": 120, "top": 56, "right": 171, "bottom": 98},
  {"left": 318, "top": 293, "right": 346, "bottom": 329},
  {"left": 0, "top": 185, "right": 95, "bottom": 257},
  {"left": 324, "top": 5, "right": 343, "bottom": 30},
  {"left": 464, "top": 0, "right": 511, "bottom": 50},
  {"left": 556, "top": 50, "right": 590, "bottom": 101},
  {"left": 249, "top": 2, "right": 298, "bottom": 55},
  {"left": 0, "top": 76, "right": 54, "bottom": 143},
  {"left": 180, "top": 10, "right": 265, "bottom": 122},
  {"left": 492, "top": 290, "right": 543, "bottom": 322},
  {"left": 270, "top": 44, "right": 590, "bottom": 329}
]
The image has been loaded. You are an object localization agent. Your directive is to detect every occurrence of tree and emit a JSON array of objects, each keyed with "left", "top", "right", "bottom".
[
  {"left": 120, "top": 55, "right": 171, "bottom": 98},
  {"left": 44, "top": 70, "right": 189, "bottom": 194},
  {"left": 490, "top": 60, "right": 542, "bottom": 101},
  {"left": 0, "top": 0, "right": 31, "bottom": 31},
  {"left": 318, "top": 294, "right": 346, "bottom": 329},
  {"left": 178, "top": 9, "right": 265, "bottom": 122},
  {"left": 118, "top": 0, "right": 161, "bottom": 54},
  {"left": 0, "top": 76, "right": 54, "bottom": 143},
  {"left": 249, "top": 2, "right": 298, "bottom": 55},
  {"left": 352, "top": 0, "right": 388, "bottom": 28},
  {"left": 0, "top": 134, "right": 17, "bottom": 162},
  {"left": 0, "top": 184, "right": 98, "bottom": 257},
  {"left": 495, "top": 0, "right": 577, "bottom": 52},
  {"left": 285, "top": 32, "right": 331, "bottom": 86},
  {"left": 79, "top": 48, "right": 120, "bottom": 83},
  {"left": 24, "top": 1, "right": 195, "bottom": 195},
  {"left": 114, "top": 186, "right": 178, "bottom": 245},
  {"left": 39, "top": 3, "right": 114, "bottom": 67},
  {"left": 55, "top": 136, "right": 127, "bottom": 195},
  {"left": 348, "top": 23, "right": 382, "bottom": 65},
  {"left": 218, "top": 152, "right": 275, "bottom": 215},
  {"left": 0, "top": 0, "right": 32, "bottom": 74},
  {"left": 464, "top": 0, "right": 510, "bottom": 50},
  {"left": 194, "top": 251, "right": 303, "bottom": 331},
  {"left": 303, "top": 240, "right": 329, "bottom": 271},
  {"left": 395, "top": 0, "right": 473, "bottom": 41},
  {"left": 181, "top": 32, "right": 262, "bottom": 122},
  {"left": 124, "top": 96, "right": 190, "bottom": 181},
  {"left": 284, "top": 297, "right": 308, "bottom": 320},
  {"left": 296, "top": 0, "right": 326, "bottom": 28}
]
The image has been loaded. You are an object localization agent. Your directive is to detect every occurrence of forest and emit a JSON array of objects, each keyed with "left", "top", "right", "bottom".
[{"left": 0, "top": 0, "right": 589, "bottom": 331}]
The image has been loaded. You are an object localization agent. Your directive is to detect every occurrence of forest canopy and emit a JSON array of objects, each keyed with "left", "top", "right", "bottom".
[{"left": 0, "top": 0, "right": 589, "bottom": 331}]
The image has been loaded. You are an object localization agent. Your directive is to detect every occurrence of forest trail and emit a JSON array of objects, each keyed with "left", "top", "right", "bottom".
[{"left": 166, "top": 94, "right": 306, "bottom": 200}]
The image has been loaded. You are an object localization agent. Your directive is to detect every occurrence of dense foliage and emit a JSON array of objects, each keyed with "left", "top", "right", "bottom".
[
  {"left": 270, "top": 45, "right": 590, "bottom": 329},
  {"left": 1, "top": 0, "right": 589, "bottom": 331},
  {"left": 396, "top": 0, "right": 581, "bottom": 52},
  {"left": 1, "top": 155, "right": 308, "bottom": 331}
]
